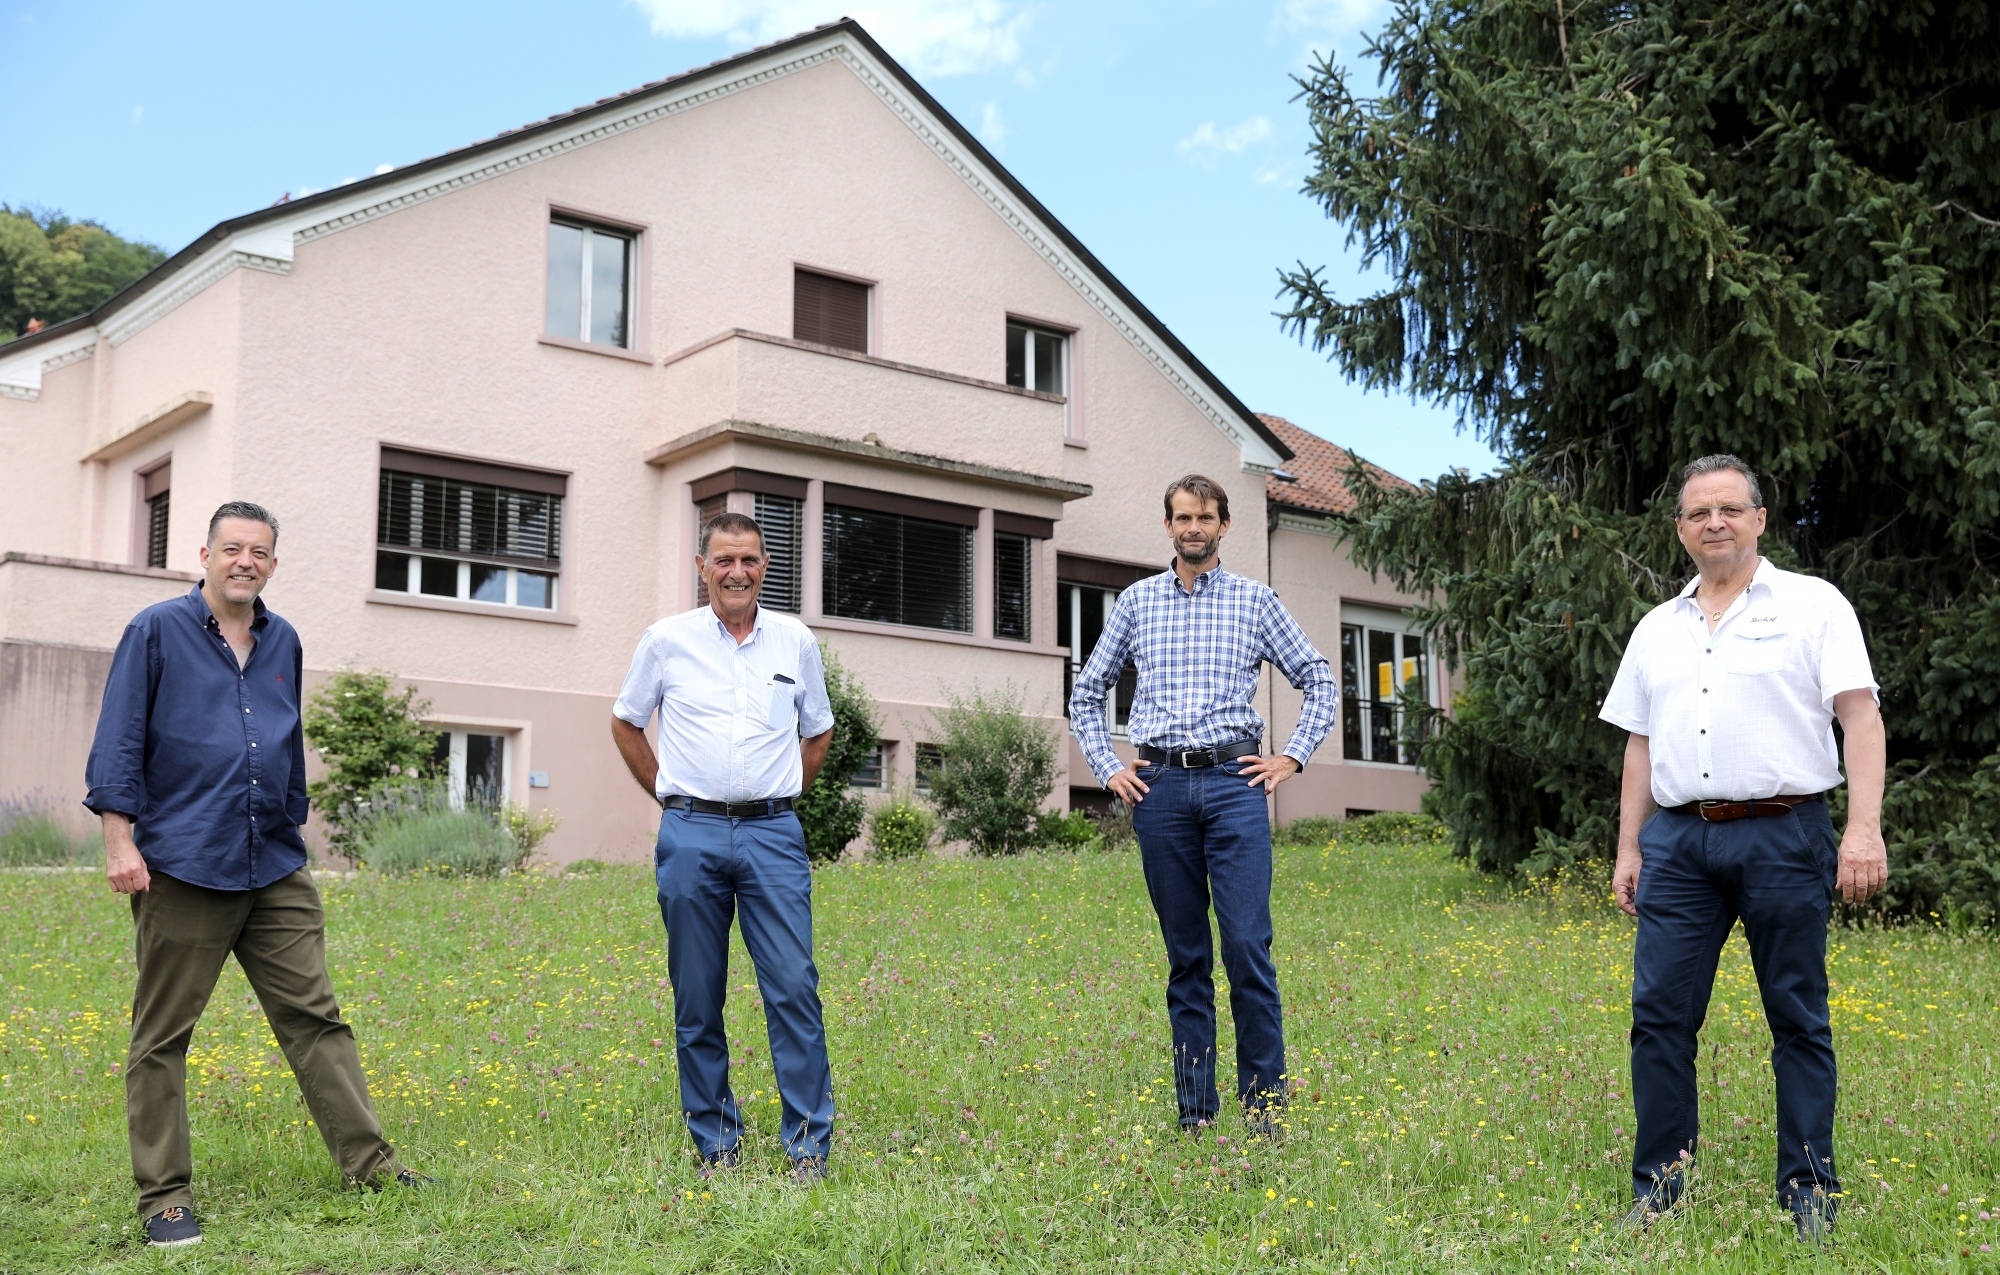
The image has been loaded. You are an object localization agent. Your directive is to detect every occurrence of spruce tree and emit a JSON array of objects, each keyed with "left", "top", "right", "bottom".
[{"left": 1280, "top": 0, "right": 2000, "bottom": 921}]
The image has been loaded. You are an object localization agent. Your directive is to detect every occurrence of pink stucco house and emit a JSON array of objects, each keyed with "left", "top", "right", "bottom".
[{"left": 0, "top": 20, "right": 1444, "bottom": 860}]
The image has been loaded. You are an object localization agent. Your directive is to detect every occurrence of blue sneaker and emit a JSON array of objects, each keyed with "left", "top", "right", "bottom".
[{"left": 144, "top": 1206, "right": 202, "bottom": 1247}]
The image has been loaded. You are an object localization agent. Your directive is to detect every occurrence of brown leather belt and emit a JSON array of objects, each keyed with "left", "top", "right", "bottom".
[{"left": 1669, "top": 793, "right": 1821, "bottom": 823}]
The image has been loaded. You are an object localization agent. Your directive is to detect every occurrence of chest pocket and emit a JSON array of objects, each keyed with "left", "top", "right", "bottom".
[
  {"left": 766, "top": 676, "right": 799, "bottom": 733},
  {"left": 1728, "top": 622, "right": 1792, "bottom": 676}
]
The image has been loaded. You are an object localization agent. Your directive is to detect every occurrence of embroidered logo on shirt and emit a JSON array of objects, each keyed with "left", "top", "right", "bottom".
[{"left": 1749, "top": 615, "right": 1780, "bottom": 623}]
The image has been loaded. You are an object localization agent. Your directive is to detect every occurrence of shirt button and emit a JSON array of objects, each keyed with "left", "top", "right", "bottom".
[
  {"left": 1703, "top": 772, "right": 1709, "bottom": 778},
  {"left": 251, "top": 742, "right": 258, "bottom": 748},
  {"left": 1700, "top": 729, "right": 1706, "bottom": 735},
  {"left": 1702, "top": 688, "right": 1708, "bottom": 693},
  {"left": 252, "top": 779, "right": 259, "bottom": 785}
]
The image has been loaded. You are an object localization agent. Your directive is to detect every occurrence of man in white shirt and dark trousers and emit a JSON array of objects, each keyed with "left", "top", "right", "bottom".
[
  {"left": 612, "top": 511, "right": 838, "bottom": 1183},
  {"left": 1600, "top": 454, "right": 1887, "bottom": 1245},
  {"left": 1070, "top": 475, "right": 1338, "bottom": 1134}
]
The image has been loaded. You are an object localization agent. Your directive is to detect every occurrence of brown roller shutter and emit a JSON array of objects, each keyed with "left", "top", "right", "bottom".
[
  {"left": 994, "top": 511, "right": 1054, "bottom": 540},
  {"left": 794, "top": 270, "right": 869, "bottom": 353},
  {"left": 1057, "top": 553, "right": 1162, "bottom": 590},
  {"left": 380, "top": 446, "right": 568, "bottom": 496}
]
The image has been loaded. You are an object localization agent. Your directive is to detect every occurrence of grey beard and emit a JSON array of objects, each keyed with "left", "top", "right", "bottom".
[{"left": 1177, "top": 541, "right": 1217, "bottom": 567}]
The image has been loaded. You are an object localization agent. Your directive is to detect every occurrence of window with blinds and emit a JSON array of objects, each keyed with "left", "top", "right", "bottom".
[
  {"left": 375, "top": 469, "right": 562, "bottom": 610},
  {"left": 140, "top": 462, "right": 172, "bottom": 570},
  {"left": 823, "top": 504, "right": 973, "bottom": 633},
  {"left": 693, "top": 494, "right": 801, "bottom": 612},
  {"left": 994, "top": 530, "right": 1032, "bottom": 641},
  {"left": 754, "top": 493, "right": 803, "bottom": 613},
  {"left": 794, "top": 269, "right": 869, "bottom": 352},
  {"left": 694, "top": 494, "right": 725, "bottom": 608}
]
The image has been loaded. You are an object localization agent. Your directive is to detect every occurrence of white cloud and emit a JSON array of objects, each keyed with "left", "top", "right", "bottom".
[
  {"left": 1177, "top": 115, "right": 1274, "bottom": 167},
  {"left": 628, "top": 0, "right": 1028, "bottom": 78},
  {"left": 1252, "top": 161, "right": 1292, "bottom": 186},
  {"left": 374, "top": 163, "right": 394, "bottom": 175},
  {"left": 979, "top": 100, "right": 1005, "bottom": 147},
  {"left": 1273, "top": 0, "right": 1383, "bottom": 33}
]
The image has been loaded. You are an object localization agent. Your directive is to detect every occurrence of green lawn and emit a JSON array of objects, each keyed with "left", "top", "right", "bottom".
[{"left": 1, "top": 839, "right": 1994, "bottom": 1272}]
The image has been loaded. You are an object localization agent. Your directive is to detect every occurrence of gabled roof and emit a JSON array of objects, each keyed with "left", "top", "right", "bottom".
[
  {"left": 0, "top": 20, "right": 1290, "bottom": 464},
  {"left": 1259, "top": 413, "right": 1414, "bottom": 516}
]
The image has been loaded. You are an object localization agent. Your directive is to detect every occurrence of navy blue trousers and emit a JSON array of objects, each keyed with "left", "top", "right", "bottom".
[
  {"left": 654, "top": 806, "right": 833, "bottom": 1162},
  {"left": 1131, "top": 756, "right": 1286, "bottom": 1124},
  {"left": 1630, "top": 802, "right": 1840, "bottom": 1209}
]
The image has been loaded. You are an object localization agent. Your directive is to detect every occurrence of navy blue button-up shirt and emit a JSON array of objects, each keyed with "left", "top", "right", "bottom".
[{"left": 84, "top": 585, "right": 310, "bottom": 891}]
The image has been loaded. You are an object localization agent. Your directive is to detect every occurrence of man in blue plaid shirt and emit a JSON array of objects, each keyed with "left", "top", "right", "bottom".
[{"left": 1069, "top": 474, "right": 1337, "bottom": 1131}]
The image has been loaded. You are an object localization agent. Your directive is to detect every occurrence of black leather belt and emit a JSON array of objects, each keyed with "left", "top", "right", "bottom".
[
  {"left": 662, "top": 795, "right": 795, "bottom": 818},
  {"left": 1669, "top": 793, "right": 1821, "bottom": 823},
  {"left": 1137, "top": 739, "right": 1260, "bottom": 769}
]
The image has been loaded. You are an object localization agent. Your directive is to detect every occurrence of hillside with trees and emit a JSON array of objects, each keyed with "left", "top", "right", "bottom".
[{"left": 0, "top": 206, "right": 165, "bottom": 342}]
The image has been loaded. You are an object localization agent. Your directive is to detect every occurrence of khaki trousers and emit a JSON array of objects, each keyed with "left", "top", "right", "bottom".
[{"left": 127, "top": 867, "right": 397, "bottom": 1217}]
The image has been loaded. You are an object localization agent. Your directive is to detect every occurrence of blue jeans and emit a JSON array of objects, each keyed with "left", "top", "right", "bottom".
[
  {"left": 1630, "top": 802, "right": 1840, "bottom": 1209},
  {"left": 654, "top": 807, "right": 833, "bottom": 1162},
  {"left": 1130, "top": 756, "right": 1286, "bottom": 1124}
]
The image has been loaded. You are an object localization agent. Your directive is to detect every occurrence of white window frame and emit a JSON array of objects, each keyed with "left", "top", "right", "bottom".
[
  {"left": 1007, "top": 318, "right": 1072, "bottom": 434},
  {"left": 1063, "top": 582, "right": 1130, "bottom": 738},
  {"left": 381, "top": 552, "right": 559, "bottom": 612},
  {"left": 547, "top": 217, "right": 637, "bottom": 350},
  {"left": 434, "top": 729, "right": 510, "bottom": 809},
  {"left": 1340, "top": 603, "right": 1437, "bottom": 767}
]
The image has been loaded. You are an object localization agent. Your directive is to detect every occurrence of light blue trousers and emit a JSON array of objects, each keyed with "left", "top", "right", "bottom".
[{"left": 654, "top": 806, "right": 833, "bottom": 1161}]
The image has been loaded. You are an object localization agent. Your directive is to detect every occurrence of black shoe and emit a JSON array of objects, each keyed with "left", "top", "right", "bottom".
[
  {"left": 699, "top": 1148, "right": 740, "bottom": 1179},
  {"left": 393, "top": 1168, "right": 435, "bottom": 1188},
  {"left": 144, "top": 1206, "right": 203, "bottom": 1248},
  {"left": 1615, "top": 1199, "right": 1663, "bottom": 1235},
  {"left": 790, "top": 1155, "right": 828, "bottom": 1185},
  {"left": 1792, "top": 1192, "right": 1837, "bottom": 1246}
]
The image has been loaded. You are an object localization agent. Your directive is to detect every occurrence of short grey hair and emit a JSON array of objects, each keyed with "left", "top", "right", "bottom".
[
  {"left": 1676, "top": 454, "right": 1763, "bottom": 514},
  {"left": 207, "top": 501, "right": 279, "bottom": 545},
  {"left": 698, "top": 511, "right": 764, "bottom": 558}
]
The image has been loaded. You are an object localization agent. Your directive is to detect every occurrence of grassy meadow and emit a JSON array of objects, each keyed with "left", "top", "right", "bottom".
[{"left": 0, "top": 838, "right": 1994, "bottom": 1273}]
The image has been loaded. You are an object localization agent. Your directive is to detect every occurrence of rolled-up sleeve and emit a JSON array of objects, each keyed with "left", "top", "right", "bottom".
[
  {"left": 83, "top": 622, "right": 156, "bottom": 819},
  {"left": 285, "top": 641, "right": 311, "bottom": 826}
]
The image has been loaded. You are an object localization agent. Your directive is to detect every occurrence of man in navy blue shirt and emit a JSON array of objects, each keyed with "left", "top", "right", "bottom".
[{"left": 85, "top": 502, "right": 420, "bottom": 1248}]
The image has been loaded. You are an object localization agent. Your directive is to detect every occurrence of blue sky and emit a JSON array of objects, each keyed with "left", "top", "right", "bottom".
[{"left": 0, "top": 0, "right": 1500, "bottom": 482}]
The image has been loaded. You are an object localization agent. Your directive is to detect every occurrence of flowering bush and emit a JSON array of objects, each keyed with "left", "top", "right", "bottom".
[{"left": 866, "top": 796, "right": 935, "bottom": 862}]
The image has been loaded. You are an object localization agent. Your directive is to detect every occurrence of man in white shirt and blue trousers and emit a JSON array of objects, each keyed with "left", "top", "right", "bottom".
[
  {"left": 1600, "top": 455, "right": 1887, "bottom": 1245},
  {"left": 612, "top": 511, "right": 838, "bottom": 1183},
  {"left": 1070, "top": 475, "right": 1338, "bottom": 1134}
]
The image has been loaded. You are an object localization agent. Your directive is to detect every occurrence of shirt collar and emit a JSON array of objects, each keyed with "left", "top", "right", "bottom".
[
  {"left": 1675, "top": 556, "right": 1772, "bottom": 608},
  {"left": 1168, "top": 562, "right": 1226, "bottom": 595},
  {"left": 188, "top": 583, "right": 269, "bottom": 631},
  {"left": 709, "top": 603, "right": 766, "bottom": 644}
]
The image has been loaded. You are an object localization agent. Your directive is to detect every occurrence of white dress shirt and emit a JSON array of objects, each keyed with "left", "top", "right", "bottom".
[
  {"left": 613, "top": 605, "right": 836, "bottom": 803},
  {"left": 1599, "top": 558, "right": 1877, "bottom": 808}
]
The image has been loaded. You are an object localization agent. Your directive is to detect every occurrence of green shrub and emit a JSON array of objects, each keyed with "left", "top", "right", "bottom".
[
  {"left": 0, "top": 797, "right": 97, "bottom": 867},
  {"left": 1090, "top": 803, "right": 1137, "bottom": 852},
  {"left": 1275, "top": 816, "right": 1342, "bottom": 848},
  {"left": 922, "top": 683, "right": 1061, "bottom": 857},
  {"left": 866, "top": 797, "right": 936, "bottom": 862},
  {"left": 797, "top": 646, "right": 881, "bottom": 865},
  {"left": 1340, "top": 812, "right": 1449, "bottom": 847},
  {"left": 302, "top": 668, "right": 438, "bottom": 853},
  {"left": 1032, "top": 809, "right": 1100, "bottom": 854},
  {"left": 349, "top": 787, "right": 525, "bottom": 877}
]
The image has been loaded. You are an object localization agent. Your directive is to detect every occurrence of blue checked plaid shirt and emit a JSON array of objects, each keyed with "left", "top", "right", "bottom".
[{"left": 1068, "top": 564, "right": 1338, "bottom": 785}]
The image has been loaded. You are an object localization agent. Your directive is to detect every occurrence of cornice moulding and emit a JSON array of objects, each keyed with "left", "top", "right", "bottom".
[
  {"left": 82, "top": 390, "right": 215, "bottom": 463},
  {"left": 0, "top": 327, "right": 99, "bottom": 397}
]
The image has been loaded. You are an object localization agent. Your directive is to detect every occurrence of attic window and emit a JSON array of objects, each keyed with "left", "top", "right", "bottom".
[
  {"left": 547, "top": 219, "right": 634, "bottom": 349},
  {"left": 794, "top": 269, "right": 869, "bottom": 353}
]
